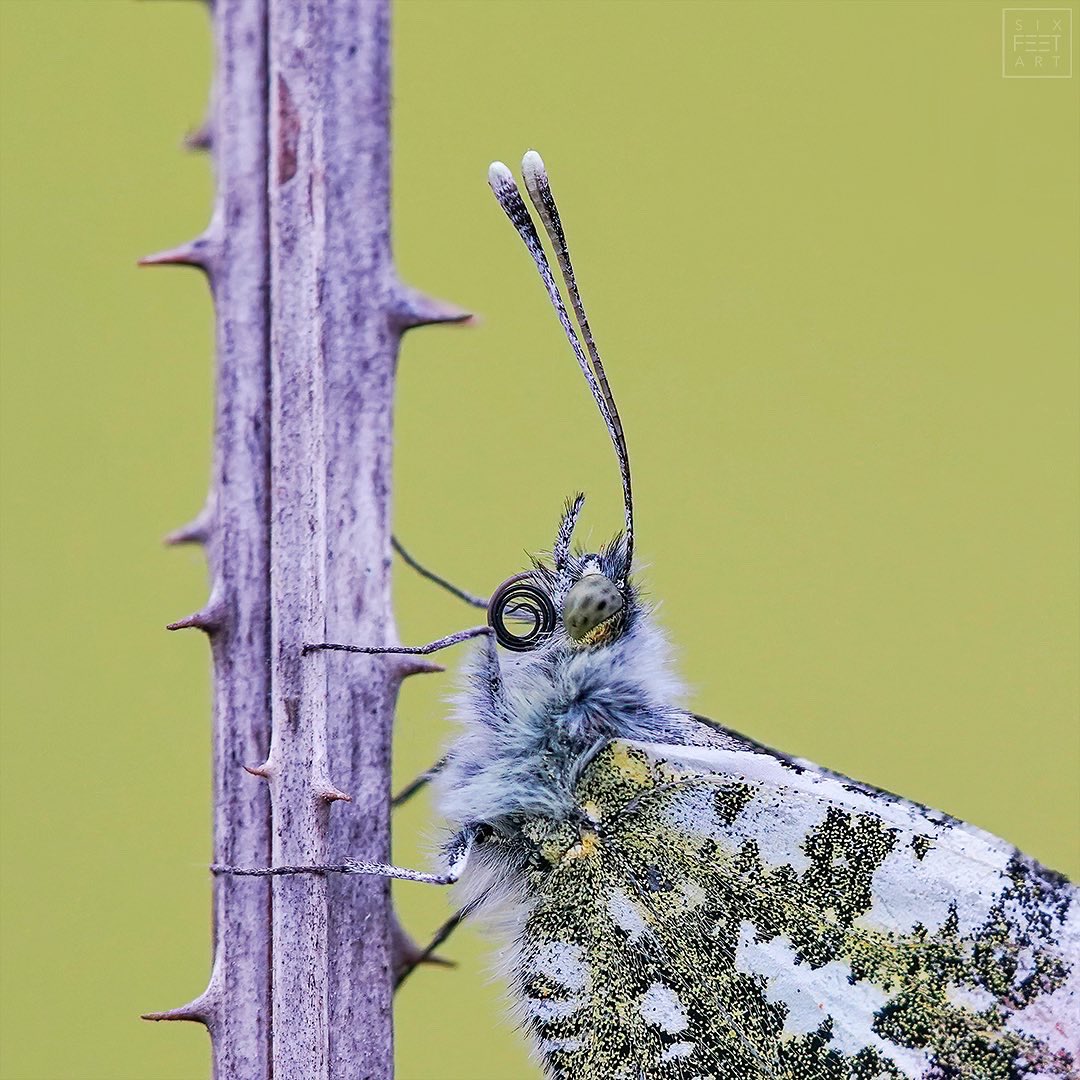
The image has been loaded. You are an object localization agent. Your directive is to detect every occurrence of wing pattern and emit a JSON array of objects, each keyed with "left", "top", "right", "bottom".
[{"left": 511, "top": 738, "right": 1079, "bottom": 1080}]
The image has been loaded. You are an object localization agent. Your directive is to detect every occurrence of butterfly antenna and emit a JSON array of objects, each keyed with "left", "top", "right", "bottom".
[
  {"left": 488, "top": 158, "right": 635, "bottom": 581},
  {"left": 520, "top": 151, "right": 633, "bottom": 574}
]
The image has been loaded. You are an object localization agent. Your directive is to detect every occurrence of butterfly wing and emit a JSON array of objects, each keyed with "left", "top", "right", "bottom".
[{"left": 514, "top": 734, "right": 1079, "bottom": 1080}]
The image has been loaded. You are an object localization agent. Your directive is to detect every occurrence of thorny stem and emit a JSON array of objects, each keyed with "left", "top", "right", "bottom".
[{"left": 141, "top": 2, "right": 469, "bottom": 1076}]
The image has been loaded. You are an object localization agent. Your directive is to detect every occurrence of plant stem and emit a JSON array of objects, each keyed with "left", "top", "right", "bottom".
[
  {"left": 265, "top": 1, "right": 397, "bottom": 1074},
  {"left": 142, "top": 1, "right": 465, "bottom": 1075}
]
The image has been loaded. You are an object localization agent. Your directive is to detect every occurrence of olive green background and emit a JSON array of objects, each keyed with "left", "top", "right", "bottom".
[{"left": 1, "top": 2, "right": 1077, "bottom": 1078}]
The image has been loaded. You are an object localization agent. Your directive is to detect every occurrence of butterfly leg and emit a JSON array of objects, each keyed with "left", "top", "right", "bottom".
[
  {"left": 303, "top": 625, "right": 491, "bottom": 657},
  {"left": 391, "top": 539, "right": 533, "bottom": 622},
  {"left": 303, "top": 632, "right": 492, "bottom": 786},
  {"left": 394, "top": 902, "right": 478, "bottom": 990},
  {"left": 473, "top": 627, "right": 511, "bottom": 726},
  {"left": 211, "top": 823, "right": 480, "bottom": 886},
  {"left": 393, "top": 754, "right": 448, "bottom": 809},
  {"left": 392, "top": 535, "right": 488, "bottom": 609},
  {"left": 387, "top": 540, "right": 486, "bottom": 804}
]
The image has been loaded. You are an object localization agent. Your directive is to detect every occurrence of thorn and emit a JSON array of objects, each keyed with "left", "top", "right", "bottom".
[
  {"left": 392, "top": 911, "right": 458, "bottom": 989},
  {"left": 166, "top": 611, "right": 215, "bottom": 632},
  {"left": 392, "top": 656, "right": 446, "bottom": 679},
  {"left": 138, "top": 231, "right": 218, "bottom": 273},
  {"left": 141, "top": 990, "right": 214, "bottom": 1025},
  {"left": 166, "top": 585, "right": 226, "bottom": 634},
  {"left": 391, "top": 913, "right": 433, "bottom": 967},
  {"left": 391, "top": 283, "right": 474, "bottom": 331},
  {"left": 314, "top": 781, "right": 352, "bottom": 804},
  {"left": 183, "top": 121, "right": 213, "bottom": 153},
  {"left": 164, "top": 501, "right": 214, "bottom": 546},
  {"left": 166, "top": 607, "right": 222, "bottom": 633}
]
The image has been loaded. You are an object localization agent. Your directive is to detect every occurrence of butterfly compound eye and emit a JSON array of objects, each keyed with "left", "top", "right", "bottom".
[
  {"left": 563, "top": 573, "right": 624, "bottom": 641},
  {"left": 487, "top": 574, "right": 557, "bottom": 652}
]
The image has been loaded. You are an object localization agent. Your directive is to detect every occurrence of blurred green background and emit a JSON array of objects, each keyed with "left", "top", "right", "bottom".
[{"left": 1, "top": 2, "right": 1077, "bottom": 1078}]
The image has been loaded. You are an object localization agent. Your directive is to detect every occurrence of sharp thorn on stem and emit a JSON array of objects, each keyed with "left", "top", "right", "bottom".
[
  {"left": 314, "top": 780, "right": 352, "bottom": 804},
  {"left": 166, "top": 587, "right": 227, "bottom": 634},
  {"left": 391, "top": 283, "right": 475, "bottom": 331},
  {"left": 138, "top": 231, "right": 219, "bottom": 273},
  {"left": 182, "top": 122, "right": 213, "bottom": 153},
  {"left": 164, "top": 503, "right": 214, "bottom": 546},
  {"left": 140, "top": 989, "right": 215, "bottom": 1025},
  {"left": 393, "top": 656, "right": 446, "bottom": 679}
]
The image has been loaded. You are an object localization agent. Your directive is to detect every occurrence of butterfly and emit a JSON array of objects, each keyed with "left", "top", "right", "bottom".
[{"left": 227, "top": 151, "right": 1079, "bottom": 1079}]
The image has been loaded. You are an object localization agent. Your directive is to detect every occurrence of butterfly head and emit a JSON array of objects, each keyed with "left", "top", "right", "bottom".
[{"left": 487, "top": 494, "right": 635, "bottom": 653}]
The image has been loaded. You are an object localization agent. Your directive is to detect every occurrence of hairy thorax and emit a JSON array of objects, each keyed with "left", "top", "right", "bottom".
[{"left": 434, "top": 616, "right": 693, "bottom": 835}]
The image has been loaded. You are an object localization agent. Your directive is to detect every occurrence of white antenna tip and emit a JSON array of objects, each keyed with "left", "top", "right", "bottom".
[
  {"left": 488, "top": 161, "right": 514, "bottom": 191},
  {"left": 521, "top": 150, "right": 546, "bottom": 185}
]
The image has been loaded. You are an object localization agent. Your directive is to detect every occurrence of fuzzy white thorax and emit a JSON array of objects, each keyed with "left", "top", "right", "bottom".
[{"left": 435, "top": 602, "right": 690, "bottom": 832}]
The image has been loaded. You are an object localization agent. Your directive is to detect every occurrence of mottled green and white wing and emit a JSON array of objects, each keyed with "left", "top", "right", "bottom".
[{"left": 514, "top": 738, "right": 1079, "bottom": 1080}]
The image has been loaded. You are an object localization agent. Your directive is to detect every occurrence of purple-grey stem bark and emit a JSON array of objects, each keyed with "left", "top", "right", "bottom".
[{"left": 141, "top": 2, "right": 468, "bottom": 1076}]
